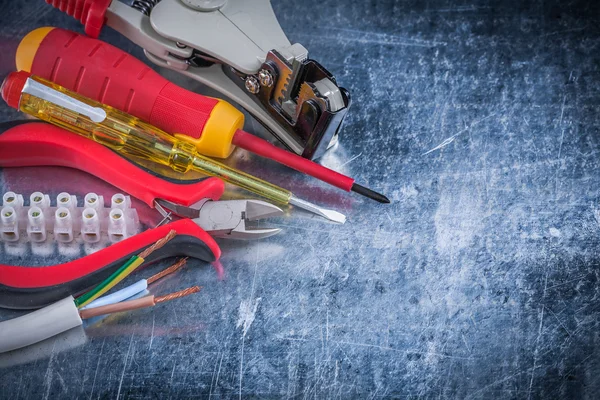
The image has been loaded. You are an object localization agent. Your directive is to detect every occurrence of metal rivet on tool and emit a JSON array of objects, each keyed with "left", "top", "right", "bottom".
[
  {"left": 258, "top": 69, "right": 274, "bottom": 87},
  {"left": 176, "top": 42, "right": 187, "bottom": 49},
  {"left": 245, "top": 76, "right": 260, "bottom": 94}
]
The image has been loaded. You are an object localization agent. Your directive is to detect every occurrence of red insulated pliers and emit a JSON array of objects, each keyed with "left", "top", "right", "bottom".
[{"left": 0, "top": 121, "right": 282, "bottom": 309}]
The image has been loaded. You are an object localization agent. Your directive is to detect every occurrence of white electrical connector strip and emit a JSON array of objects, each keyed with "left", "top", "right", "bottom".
[
  {"left": 79, "top": 279, "right": 148, "bottom": 310},
  {"left": 0, "top": 191, "right": 139, "bottom": 252},
  {"left": 0, "top": 296, "right": 82, "bottom": 353}
]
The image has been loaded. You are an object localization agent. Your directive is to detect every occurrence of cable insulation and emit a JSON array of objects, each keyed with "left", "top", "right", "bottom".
[
  {"left": 0, "top": 296, "right": 82, "bottom": 353},
  {"left": 79, "top": 296, "right": 156, "bottom": 319},
  {"left": 79, "top": 279, "right": 147, "bottom": 310},
  {"left": 75, "top": 256, "right": 144, "bottom": 308}
]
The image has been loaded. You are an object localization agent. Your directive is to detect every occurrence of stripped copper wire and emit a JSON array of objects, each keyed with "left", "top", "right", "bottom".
[
  {"left": 138, "top": 229, "right": 177, "bottom": 259},
  {"left": 79, "top": 285, "right": 201, "bottom": 319},
  {"left": 155, "top": 286, "right": 201, "bottom": 304},
  {"left": 147, "top": 258, "right": 188, "bottom": 285}
]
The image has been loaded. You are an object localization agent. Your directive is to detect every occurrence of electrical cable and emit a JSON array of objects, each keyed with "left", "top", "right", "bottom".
[
  {"left": 80, "top": 258, "right": 187, "bottom": 310},
  {"left": 0, "top": 296, "right": 82, "bottom": 353},
  {"left": 75, "top": 230, "right": 177, "bottom": 308},
  {"left": 79, "top": 279, "right": 147, "bottom": 311},
  {"left": 0, "top": 232, "right": 194, "bottom": 354},
  {"left": 74, "top": 256, "right": 143, "bottom": 308},
  {"left": 79, "top": 286, "right": 201, "bottom": 319}
]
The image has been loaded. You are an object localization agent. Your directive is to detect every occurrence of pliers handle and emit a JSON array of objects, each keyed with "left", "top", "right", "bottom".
[
  {"left": 0, "top": 121, "right": 222, "bottom": 309},
  {"left": 0, "top": 121, "right": 224, "bottom": 208}
]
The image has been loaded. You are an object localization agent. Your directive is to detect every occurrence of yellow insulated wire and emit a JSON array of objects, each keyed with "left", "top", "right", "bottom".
[{"left": 76, "top": 257, "right": 145, "bottom": 308}]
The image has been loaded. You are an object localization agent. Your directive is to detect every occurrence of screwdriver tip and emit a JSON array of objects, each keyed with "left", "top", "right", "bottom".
[
  {"left": 289, "top": 196, "right": 347, "bottom": 224},
  {"left": 351, "top": 183, "right": 390, "bottom": 204}
]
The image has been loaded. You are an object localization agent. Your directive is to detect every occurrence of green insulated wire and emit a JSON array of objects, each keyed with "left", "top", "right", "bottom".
[{"left": 74, "top": 256, "right": 140, "bottom": 308}]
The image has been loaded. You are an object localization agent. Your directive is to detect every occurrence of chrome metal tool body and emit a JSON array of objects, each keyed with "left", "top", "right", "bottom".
[{"left": 155, "top": 198, "right": 283, "bottom": 240}]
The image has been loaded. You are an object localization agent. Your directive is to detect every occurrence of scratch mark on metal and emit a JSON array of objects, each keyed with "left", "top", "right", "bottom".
[
  {"left": 149, "top": 315, "right": 155, "bottom": 350},
  {"left": 339, "top": 152, "right": 363, "bottom": 168},
  {"left": 557, "top": 94, "right": 567, "bottom": 159},
  {"left": 528, "top": 273, "right": 548, "bottom": 400},
  {"left": 88, "top": 338, "right": 106, "bottom": 400},
  {"left": 116, "top": 334, "right": 134, "bottom": 399},
  {"left": 423, "top": 112, "right": 498, "bottom": 155},
  {"left": 42, "top": 340, "right": 57, "bottom": 400}
]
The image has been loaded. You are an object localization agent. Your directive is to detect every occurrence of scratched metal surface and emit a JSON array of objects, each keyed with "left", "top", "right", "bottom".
[{"left": 1, "top": 0, "right": 600, "bottom": 398}]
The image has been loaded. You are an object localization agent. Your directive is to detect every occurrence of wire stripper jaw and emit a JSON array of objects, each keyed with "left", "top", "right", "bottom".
[{"left": 156, "top": 198, "right": 283, "bottom": 240}]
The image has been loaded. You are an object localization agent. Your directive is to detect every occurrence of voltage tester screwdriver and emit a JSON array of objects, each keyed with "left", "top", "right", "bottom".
[
  {"left": 16, "top": 27, "right": 389, "bottom": 204},
  {"left": 1, "top": 71, "right": 346, "bottom": 224}
]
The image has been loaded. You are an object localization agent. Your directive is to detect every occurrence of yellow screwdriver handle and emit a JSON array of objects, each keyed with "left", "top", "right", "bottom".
[{"left": 8, "top": 73, "right": 293, "bottom": 205}]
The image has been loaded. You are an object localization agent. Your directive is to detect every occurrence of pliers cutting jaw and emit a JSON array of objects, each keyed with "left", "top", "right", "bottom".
[{"left": 156, "top": 198, "right": 283, "bottom": 240}]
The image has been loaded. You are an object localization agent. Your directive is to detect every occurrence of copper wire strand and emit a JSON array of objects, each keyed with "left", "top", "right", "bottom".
[
  {"left": 79, "top": 285, "right": 201, "bottom": 319},
  {"left": 146, "top": 258, "right": 188, "bottom": 285},
  {"left": 138, "top": 229, "right": 177, "bottom": 259},
  {"left": 155, "top": 286, "right": 201, "bottom": 304},
  {"left": 79, "top": 296, "right": 156, "bottom": 319}
]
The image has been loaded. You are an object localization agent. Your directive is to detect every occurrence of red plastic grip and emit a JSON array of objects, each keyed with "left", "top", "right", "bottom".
[
  {"left": 30, "top": 28, "right": 218, "bottom": 140},
  {"left": 0, "top": 122, "right": 225, "bottom": 207},
  {"left": 0, "top": 219, "right": 220, "bottom": 288},
  {"left": 45, "top": 0, "right": 111, "bottom": 38},
  {"left": 232, "top": 130, "right": 355, "bottom": 191}
]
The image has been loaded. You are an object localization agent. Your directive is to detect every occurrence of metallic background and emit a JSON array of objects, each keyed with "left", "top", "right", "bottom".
[{"left": 1, "top": 0, "right": 600, "bottom": 398}]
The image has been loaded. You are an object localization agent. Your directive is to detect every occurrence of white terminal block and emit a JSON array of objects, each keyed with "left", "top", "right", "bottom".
[
  {"left": 54, "top": 207, "right": 74, "bottom": 243},
  {"left": 84, "top": 193, "right": 104, "bottom": 212},
  {"left": 111, "top": 193, "right": 131, "bottom": 210},
  {"left": 0, "top": 192, "right": 139, "bottom": 250},
  {"left": 56, "top": 192, "right": 77, "bottom": 211},
  {"left": 3, "top": 192, "right": 24, "bottom": 209},
  {"left": 81, "top": 208, "right": 101, "bottom": 243},
  {"left": 27, "top": 206, "right": 47, "bottom": 243},
  {"left": 1, "top": 206, "right": 19, "bottom": 242},
  {"left": 108, "top": 208, "right": 127, "bottom": 242},
  {"left": 30, "top": 192, "right": 50, "bottom": 212}
]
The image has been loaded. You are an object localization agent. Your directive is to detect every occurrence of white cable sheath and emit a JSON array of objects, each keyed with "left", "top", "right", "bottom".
[
  {"left": 80, "top": 279, "right": 148, "bottom": 310},
  {"left": 0, "top": 296, "right": 82, "bottom": 353}
]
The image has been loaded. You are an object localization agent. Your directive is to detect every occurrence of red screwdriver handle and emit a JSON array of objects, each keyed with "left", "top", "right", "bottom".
[
  {"left": 0, "top": 121, "right": 225, "bottom": 207},
  {"left": 20, "top": 27, "right": 242, "bottom": 157},
  {"left": 45, "top": 0, "right": 111, "bottom": 38}
]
